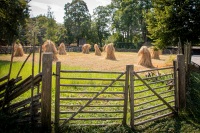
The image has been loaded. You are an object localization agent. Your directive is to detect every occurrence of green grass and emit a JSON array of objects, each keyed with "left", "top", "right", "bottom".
[{"left": 1, "top": 60, "right": 200, "bottom": 132}]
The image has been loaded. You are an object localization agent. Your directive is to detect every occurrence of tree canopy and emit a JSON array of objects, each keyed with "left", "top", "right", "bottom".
[
  {"left": 146, "top": 0, "right": 200, "bottom": 49},
  {"left": 0, "top": 0, "right": 30, "bottom": 45},
  {"left": 2, "top": 0, "right": 200, "bottom": 49},
  {"left": 64, "top": 0, "right": 91, "bottom": 45}
]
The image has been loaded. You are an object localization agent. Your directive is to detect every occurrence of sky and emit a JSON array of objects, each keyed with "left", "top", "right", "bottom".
[{"left": 29, "top": 0, "right": 111, "bottom": 23}]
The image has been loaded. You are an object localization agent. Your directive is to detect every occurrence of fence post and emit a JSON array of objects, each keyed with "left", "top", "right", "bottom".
[
  {"left": 177, "top": 54, "right": 186, "bottom": 111},
  {"left": 173, "top": 60, "right": 179, "bottom": 112},
  {"left": 122, "top": 65, "right": 130, "bottom": 125},
  {"left": 55, "top": 61, "right": 61, "bottom": 132},
  {"left": 129, "top": 65, "right": 134, "bottom": 130},
  {"left": 41, "top": 52, "right": 52, "bottom": 132}
]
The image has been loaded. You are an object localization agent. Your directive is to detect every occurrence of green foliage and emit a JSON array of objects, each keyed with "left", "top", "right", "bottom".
[
  {"left": 0, "top": 0, "right": 30, "bottom": 45},
  {"left": 64, "top": 0, "right": 91, "bottom": 45},
  {"left": 110, "top": 0, "right": 152, "bottom": 47},
  {"left": 46, "top": 6, "right": 58, "bottom": 42},
  {"left": 146, "top": 0, "right": 200, "bottom": 49},
  {"left": 92, "top": 6, "right": 111, "bottom": 46}
]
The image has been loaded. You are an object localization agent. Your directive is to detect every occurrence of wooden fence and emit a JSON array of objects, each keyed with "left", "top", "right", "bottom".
[
  {"left": 129, "top": 65, "right": 177, "bottom": 129},
  {"left": 0, "top": 73, "right": 42, "bottom": 123},
  {"left": 0, "top": 53, "right": 186, "bottom": 132},
  {"left": 54, "top": 54, "right": 186, "bottom": 131},
  {"left": 0, "top": 53, "right": 53, "bottom": 132},
  {"left": 55, "top": 62, "right": 129, "bottom": 131}
]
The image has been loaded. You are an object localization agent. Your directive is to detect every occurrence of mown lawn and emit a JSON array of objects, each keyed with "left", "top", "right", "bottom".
[{"left": 0, "top": 60, "right": 200, "bottom": 133}]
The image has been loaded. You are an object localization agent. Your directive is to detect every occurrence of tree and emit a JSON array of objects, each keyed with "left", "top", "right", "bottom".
[
  {"left": 146, "top": 0, "right": 200, "bottom": 49},
  {"left": 92, "top": 6, "right": 111, "bottom": 46},
  {"left": 46, "top": 6, "right": 58, "bottom": 43},
  {"left": 111, "top": 0, "right": 146, "bottom": 46},
  {"left": 0, "top": 0, "right": 30, "bottom": 45},
  {"left": 64, "top": 0, "right": 91, "bottom": 45}
]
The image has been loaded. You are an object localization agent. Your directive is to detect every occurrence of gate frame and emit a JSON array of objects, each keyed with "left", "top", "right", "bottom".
[
  {"left": 54, "top": 62, "right": 130, "bottom": 131},
  {"left": 52, "top": 54, "right": 186, "bottom": 131}
]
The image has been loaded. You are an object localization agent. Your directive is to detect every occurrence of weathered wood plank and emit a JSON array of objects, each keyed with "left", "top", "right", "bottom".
[
  {"left": 60, "top": 117, "right": 123, "bottom": 121},
  {"left": 41, "top": 53, "right": 52, "bottom": 132},
  {"left": 60, "top": 70, "right": 124, "bottom": 74},
  {"left": 55, "top": 61, "right": 61, "bottom": 132},
  {"left": 60, "top": 97, "right": 124, "bottom": 101},
  {"left": 60, "top": 77, "right": 125, "bottom": 81},
  {"left": 134, "top": 112, "right": 173, "bottom": 126},
  {"left": 60, "top": 110, "right": 124, "bottom": 114},
  {"left": 60, "top": 91, "right": 124, "bottom": 94},
  {"left": 60, "top": 84, "right": 125, "bottom": 87},
  {"left": 134, "top": 107, "right": 171, "bottom": 120},
  {"left": 177, "top": 54, "right": 186, "bottom": 110},
  {"left": 6, "top": 94, "right": 41, "bottom": 111}
]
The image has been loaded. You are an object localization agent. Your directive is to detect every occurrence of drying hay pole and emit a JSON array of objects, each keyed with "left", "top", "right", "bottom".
[
  {"left": 14, "top": 43, "right": 24, "bottom": 57},
  {"left": 58, "top": 43, "right": 67, "bottom": 55},
  {"left": 42, "top": 40, "right": 58, "bottom": 61},
  {"left": 149, "top": 47, "right": 161, "bottom": 59},
  {"left": 82, "top": 44, "right": 91, "bottom": 54},
  {"left": 138, "top": 46, "right": 153, "bottom": 67},
  {"left": 105, "top": 43, "right": 116, "bottom": 60},
  {"left": 94, "top": 44, "right": 101, "bottom": 56}
]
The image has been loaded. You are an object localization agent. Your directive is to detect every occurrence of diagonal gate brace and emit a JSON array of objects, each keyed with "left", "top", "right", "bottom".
[{"left": 60, "top": 71, "right": 126, "bottom": 129}]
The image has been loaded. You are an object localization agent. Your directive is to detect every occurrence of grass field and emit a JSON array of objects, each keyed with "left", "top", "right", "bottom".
[{"left": 0, "top": 52, "right": 200, "bottom": 132}]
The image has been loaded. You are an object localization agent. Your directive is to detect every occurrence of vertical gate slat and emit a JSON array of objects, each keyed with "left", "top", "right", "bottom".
[
  {"left": 55, "top": 61, "right": 61, "bottom": 131},
  {"left": 122, "top": 65, "right": 130, "bottom": 125},
  {"left": 173, "top": 60, "right": 179, "bottom": 112},
  {"left": 129, "top": 65, "right": 134, "bottom": 129},
  {"left": 177, "top": 54, "right": 186, "bottom": 110},
  {"left": 41, "top": 53, "right": 52, "bottom": 132}
]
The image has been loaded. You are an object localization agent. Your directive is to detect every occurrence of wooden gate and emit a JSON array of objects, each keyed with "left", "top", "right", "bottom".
[
  {"left": 55, "top": 62, "right": 130, "bottom": 131},
  {"left": 129, "top": 63, "right": 178, "bottom": 129}
]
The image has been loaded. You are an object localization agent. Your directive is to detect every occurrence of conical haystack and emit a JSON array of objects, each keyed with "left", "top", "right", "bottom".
[
  {"left": 137, "top": 46, "right": 153, "bottom": 67},
  {"left": 103, "top": 44, "right": 107, "bottom": 52},
  {"left": 42, "top": 40, "right": 58, "bottom": 61},
  {"left": 82, "top": 44, "right": 91, "bottom": 54},
  {"left": 58, "top": 43, "right": 67, "bottom": 55},
  {"left": 149, "top": 47, "right": 161, "bottom": 59},
  {"left": 14, "top": 43, "right": 24, "bottom": 57},
  {"left": 105, "top": 43, "right": 116, "bottom": 60},
  {"left": 94, "top": 44, "right": 101, "bottom": 56}
]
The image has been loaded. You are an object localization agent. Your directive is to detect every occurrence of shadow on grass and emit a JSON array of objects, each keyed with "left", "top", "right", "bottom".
[{"left": 60, "top": 124, "right": 134, "bottom": 133}]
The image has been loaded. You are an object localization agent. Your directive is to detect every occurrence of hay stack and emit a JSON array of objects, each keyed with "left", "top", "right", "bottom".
[
  {"left": 105, "top": 43, "right": 116, "bottom": 60},
  {"left": 138, "top": 46, "right": 153, "bottom": 67},
  {"left": 149, "top": 47, "right": 161, "bottom": 59},
  {"left": 82, "top": 44, "right": 91, "bottom": 54},
  {"left": 103, "top": 44, "right": 107, "bottom": 52},
  {"left": 14, "top": 43, "right": 24, "bottom": 57},
  {"left": 58, "top": 43, "right": 67, "bottom": 55},
  {"left": 94, "top": 44, "right": 101, "bottom": 56},
  {"left": 42, "top": 40, "right": 58, "bottom": 61}
]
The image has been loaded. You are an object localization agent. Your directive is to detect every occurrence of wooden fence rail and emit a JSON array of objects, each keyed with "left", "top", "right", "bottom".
[{"left": 0, "top": 53, "right": 186, "bottom": 132}]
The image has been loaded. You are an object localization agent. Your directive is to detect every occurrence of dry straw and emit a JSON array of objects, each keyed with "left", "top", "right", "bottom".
[
  {"left": 42, "top": 40, "right": 58, "bottom": 61},
  {"left": 58, "top": 43, "right": 67, "bottom": 55},
  {"left": 138, "top": 46, "right": 153, "bottom": 67},
  {"left": 14, "top": 43, "right": 24, "bottom": 57},
  {"left": 82, "top": 44, "right": 91, "bottom": 54},
  {"left": 94, "top": 44, "right": 101, "bottom": 56},
  {"left": 149, "top": 46, "right": 161, "bottom": 59},
  {"left": 105, "top": 43, "right": 116, "bottom": 60},
  {"left": 103, "top": 44, "right": 107, "bottom": 52}
]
